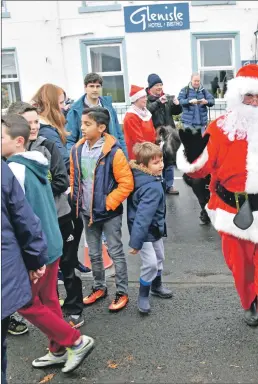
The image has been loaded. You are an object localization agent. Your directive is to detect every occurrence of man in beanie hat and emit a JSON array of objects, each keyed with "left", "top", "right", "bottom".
[
  {"left": 123, "top": 85, "right": 156, "bottom": 160},
  {"left": 146, "top": 74, "right": 182, "bottom": 195},
  {"left": 177, "top": 64, "right": 258, "bottom": 327}
]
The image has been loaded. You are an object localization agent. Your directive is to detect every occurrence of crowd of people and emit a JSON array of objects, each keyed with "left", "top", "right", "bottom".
[{"left": 1, "top": 64, "right": 258, "bottom": 383}]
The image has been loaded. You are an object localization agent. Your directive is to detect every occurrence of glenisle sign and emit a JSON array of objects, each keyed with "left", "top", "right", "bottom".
[{"left": 124, "top": 3, "right": 190, "bottom": 33}]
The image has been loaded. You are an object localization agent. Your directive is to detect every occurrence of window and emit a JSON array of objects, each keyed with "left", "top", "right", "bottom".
[
  {"left": 1, "top": 50, "right": 21, "bottom": 109},
  {"left": 79, "top": 1, "right": 121, "bottom": 13},
  {"left": 197, "top": 38, "right": 235, "bottom": 98},
  {"left": 87, "top": 44, "right": 126, "bottom": 103},
  {"left": 1, "top": 0, "right": 10, "bottom": 17}
]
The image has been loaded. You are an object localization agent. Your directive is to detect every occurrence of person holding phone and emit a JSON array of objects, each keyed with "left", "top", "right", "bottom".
[{"left": 178, "top": 73, "right": 214, "bottom": 135}]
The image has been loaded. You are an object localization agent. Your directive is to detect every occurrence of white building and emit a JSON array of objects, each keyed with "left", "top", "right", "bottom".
[{"left": 2, "top": 0, "right": 258, "bottom": 119}]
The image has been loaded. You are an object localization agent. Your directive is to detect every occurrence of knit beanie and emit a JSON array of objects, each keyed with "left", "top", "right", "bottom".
[{"left": 148, "top": 73, "right": 163, "bottom": 89}]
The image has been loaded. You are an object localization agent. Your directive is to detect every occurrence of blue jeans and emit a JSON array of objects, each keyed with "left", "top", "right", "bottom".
[{"left": 163, "top": 165, "right": 174, "bottom": 191}]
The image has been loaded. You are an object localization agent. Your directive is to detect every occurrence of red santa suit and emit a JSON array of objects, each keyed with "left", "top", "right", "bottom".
[
  {"left": 124, "top": 85, "right": 156, "bottom": 160},
  {"left": 177, "top": 65, "right": 258, "bottom": 314}
]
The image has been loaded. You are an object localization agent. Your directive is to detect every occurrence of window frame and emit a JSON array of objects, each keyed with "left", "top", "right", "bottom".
[
  {"left": 1, "top": 48, "right": 22, "bottom": 109},
  {"left": 1, "top": 0, "right": 10, "bottom": 18},
  {"left": 191, "top": 32, "right": 241, "bottom": 102},
  {"left": 191, "top": 1, "right": 236, "bottom": 6},
  {"left": 78, "top": 1, "right": 121, "bottom": 14},
  {"left": 80, "top": 37, "right": 129, "bottom": 105}
]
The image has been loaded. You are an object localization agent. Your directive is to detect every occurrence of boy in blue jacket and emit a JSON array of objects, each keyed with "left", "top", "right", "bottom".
[
  {"left": 1, "top": 160, "right": 47, "bottom": 384},
  {"left": 1, "top": 114, "right": 94, "bottom": 374},
  {"left": 66, "top": 72, "right": 128, "bottom": 157},
  {"left": 127, "top": 142, "right": 173, "bottom": 314}
]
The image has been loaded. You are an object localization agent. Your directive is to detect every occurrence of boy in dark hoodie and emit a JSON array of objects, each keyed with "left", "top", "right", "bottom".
[
  {"left": 127, "top": 142, "right": 173, "bottom": 314},
  {"left": 1, "top": 114, "right": 94, "bottom": 374}
]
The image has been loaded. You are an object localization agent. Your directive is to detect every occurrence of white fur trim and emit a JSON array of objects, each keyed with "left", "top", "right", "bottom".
[
  {"left": 226, "top": 76, "right": 258, "bottom": 109},
  {"left": 8, "top": 162, "right": 25, "bottom": 193},
  {"left": 125, "top": 107, "right": 152, "bottom": 122},
  {"left": 206, "top": 206, "right": 258, "bottom": 244},
  {"left": 176, "top": 145, "right": 208, "bottom": 174},
  {"left": 18, "top": 151, "right": 49, "bottom": 166},
  {"left": 130, "top": 89, "right": 147, "bottom": 103},
  {"left": 246, "top": 128, "right": 258, "bottom": 194}
]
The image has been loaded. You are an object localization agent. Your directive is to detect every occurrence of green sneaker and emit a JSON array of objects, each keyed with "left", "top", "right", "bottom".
[
  {"left": 32, "top": 351, "right": 67, "bottom": 368},
  {"left": 62, "top": 335, "right": 94, "bottom": 373},
  {"left": 8, "top": 315, "right": 29, "bottom": 336}
]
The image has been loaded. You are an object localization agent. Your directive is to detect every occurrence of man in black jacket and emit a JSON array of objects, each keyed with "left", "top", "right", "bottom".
[{"left": 146, "top": 73, "right": 182, "bottom": 195}]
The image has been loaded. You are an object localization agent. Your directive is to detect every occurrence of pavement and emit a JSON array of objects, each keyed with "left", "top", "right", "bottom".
[{"left": 6, "top": 170, "right": 258, "bottom": 384}]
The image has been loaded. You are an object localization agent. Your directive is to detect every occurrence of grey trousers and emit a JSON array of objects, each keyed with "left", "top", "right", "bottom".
[
  {"left": 83, "top": 215, "right": 128, "bottom": 294},
  {"left": 139, "top": 238, "right": 165, "bottom": 284}
]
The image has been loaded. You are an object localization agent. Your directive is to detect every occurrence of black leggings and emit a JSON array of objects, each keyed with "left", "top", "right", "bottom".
[{"left": 59, "top": 219, "right": 83, "bottom": 315}]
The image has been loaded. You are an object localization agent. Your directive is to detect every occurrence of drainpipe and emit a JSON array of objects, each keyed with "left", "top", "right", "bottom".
[{"left": 55, "top": 1, "right": 67, "bottom": 90}]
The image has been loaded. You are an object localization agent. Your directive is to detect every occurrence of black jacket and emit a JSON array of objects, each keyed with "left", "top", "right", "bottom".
[
  {"left": 146, "top": 90, "right": 182, "bottom": 129},
  {"left": 28, "top": 136, "right": 69, "bottom": 197}
]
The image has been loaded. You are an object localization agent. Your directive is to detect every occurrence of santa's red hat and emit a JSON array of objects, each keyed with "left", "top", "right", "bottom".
[
  {"left": 226, "top": 64, "right": 258, "bottom": 107},
  {"left": 130, "top": 85, "right": 146, "bottom": 103},
  {"left": 236, "top": 64, "right": 258, "bottom": 79}
]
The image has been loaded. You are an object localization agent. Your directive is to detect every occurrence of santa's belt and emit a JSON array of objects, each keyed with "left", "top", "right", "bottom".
[{"left": 215, "top": 182, "right": 258, "bottom": 212}]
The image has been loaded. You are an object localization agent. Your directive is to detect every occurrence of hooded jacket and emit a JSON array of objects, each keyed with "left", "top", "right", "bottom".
[
  {"left": 39, "top": 121, "right": 70, "bottom": 172},
  {"left": 28, "top": 136, "right": 71, "bottom": 220},
  {"left": 146, "top": 90, "right": 182, "bottom": 129},
  {"left": 127, "top": 161, "right": 166, "bottom": 250},
  {"left": 65, "top": 95, "right": 128, "bottom": 157},
  {"left": 7, "top": 151, "right": 63, "bottom": 264},
  {"left": 70, "top": 133, "right": 134, "bottom": 224},
  {"left": 1, "top": 160, "right": 48, "bottom": 319}
]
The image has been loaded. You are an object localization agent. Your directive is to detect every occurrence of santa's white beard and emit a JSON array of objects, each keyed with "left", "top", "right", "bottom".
[{"left": 218, "top": 103, "right": 258, "bottom": 142}]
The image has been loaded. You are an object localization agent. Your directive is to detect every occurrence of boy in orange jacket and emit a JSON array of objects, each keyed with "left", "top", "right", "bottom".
[{"left": 70, "top": 107, "right": 134, "bottom": 312}]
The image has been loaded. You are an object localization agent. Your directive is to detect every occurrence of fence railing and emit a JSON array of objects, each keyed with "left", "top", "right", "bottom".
[{"left": 114, "top": 101, "right": 227, "bottom": 125}]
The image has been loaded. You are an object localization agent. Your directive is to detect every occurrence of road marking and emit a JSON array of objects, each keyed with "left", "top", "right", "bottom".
[{"left": 174, "top": 176, "right": 183, "bottom": 179}]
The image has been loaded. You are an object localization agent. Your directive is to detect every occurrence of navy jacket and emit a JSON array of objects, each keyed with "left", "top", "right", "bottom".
[
  {"left": 127, "top": 162, "right": 166, "bottom": 250},
  {"left": 39, "top": 123, "right": 70, "bottom": 171},
  {"left": 178, "top": 84, "right": 215, "bottom": 126},
  {"left": 1, "top": 161, "right": 48, "bottom": 319},
  {"left": 65, "top": 95, "right": 128, "bottom": 157},
  {"left": 70, "top": 133, "right": 134, "bottom": 224}
]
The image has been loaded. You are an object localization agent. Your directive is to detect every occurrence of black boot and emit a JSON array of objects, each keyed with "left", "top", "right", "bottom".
[
  {"left": 199, "top": 209, "right": 211, "bottom": 225},
  {"left": 138, "top": 283, "right": 151, "bottom": 314},
  {"left": 150, "top": 272, "right": 173, "bottom": 298},
  {"left": 244, "top": 297, "right": 258, "bottom": 326}
]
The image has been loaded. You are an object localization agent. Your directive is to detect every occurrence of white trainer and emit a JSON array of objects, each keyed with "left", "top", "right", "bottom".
[
  {"left": 62, "top": 335, "right": 94, "bottom": 373},
  {"left": 32, "top": 351, "right": 67, "bottom": 368}
]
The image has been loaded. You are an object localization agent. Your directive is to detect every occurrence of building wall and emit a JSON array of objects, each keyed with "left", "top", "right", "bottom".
[{"left": 2, "top": 0, "right": 258, "bottom": 104}]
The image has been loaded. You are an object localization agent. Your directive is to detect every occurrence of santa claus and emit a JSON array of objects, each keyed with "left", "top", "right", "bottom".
[{"left": 177, "top": 64, "right": 258, "bottom": 326}]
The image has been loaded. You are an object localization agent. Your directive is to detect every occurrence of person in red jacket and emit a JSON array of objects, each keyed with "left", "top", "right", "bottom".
[{"left": 123, "top": 85, "right": 156, "bottom": 160}]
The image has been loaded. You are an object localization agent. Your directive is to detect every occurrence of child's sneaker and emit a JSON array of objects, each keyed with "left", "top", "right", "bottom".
[
  {"left": 62, "top": 335, "right": 94, "bottom": 373},
  {"left": 83, "top": 287, "right": 107, "bottom": 305},
  {"left": 8, "top": 315, "right": 28, "bottom": 336},
  {"left": 32, "top": 351, "right": 67, "bottom": 368},
  {"left": 64, "top": 314, "right": 85, "bottom": 329},
  {"left": 109, "top": 293, "right": 129, "bottom": 312}
]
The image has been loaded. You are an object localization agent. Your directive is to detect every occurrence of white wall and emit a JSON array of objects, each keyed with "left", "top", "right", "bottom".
[{"left": 2, "top": 0, "right": 258, "bottom": 102}]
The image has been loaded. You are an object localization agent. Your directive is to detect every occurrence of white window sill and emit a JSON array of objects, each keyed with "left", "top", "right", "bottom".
[{"left": 78, "top": 4, "right": 121, "bottom": 13}]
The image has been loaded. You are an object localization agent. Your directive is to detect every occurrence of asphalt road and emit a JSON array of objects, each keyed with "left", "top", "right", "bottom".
[{"left": 6, "top": 170, "right": 258, "bottom": 384}]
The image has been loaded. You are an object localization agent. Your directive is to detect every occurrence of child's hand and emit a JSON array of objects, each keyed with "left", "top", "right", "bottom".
[
  {"left": 29, "top": 265, "right": 46, "bottom": 284},
  {"left": 129, "top": 248, "right": 139, "bottom": 255}
]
